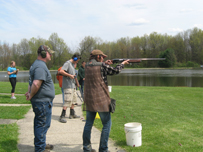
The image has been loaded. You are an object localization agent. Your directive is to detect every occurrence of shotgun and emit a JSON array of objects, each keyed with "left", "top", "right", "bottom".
[{"left": 111, "top": 58, "right": 166, "bottom": 64}]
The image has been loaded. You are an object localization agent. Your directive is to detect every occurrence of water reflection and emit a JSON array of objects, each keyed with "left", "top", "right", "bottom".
[
  {"left": 107, "top": 69, "right": 203, "bottom": 87},
  {"left": 1, "top": 69, "right": 203, "bottom": 87}
]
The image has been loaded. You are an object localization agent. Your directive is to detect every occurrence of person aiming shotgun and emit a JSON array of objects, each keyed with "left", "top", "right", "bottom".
[{"left": 82, "top": 49, "right": 129, "bottom": 152}]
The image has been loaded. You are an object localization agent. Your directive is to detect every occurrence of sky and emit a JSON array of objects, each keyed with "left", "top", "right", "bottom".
[{"left": 1, "top": 0, "right": 203, "bottom": 51}]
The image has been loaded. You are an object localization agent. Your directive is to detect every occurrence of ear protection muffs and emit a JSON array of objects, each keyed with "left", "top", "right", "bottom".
[
  {"left": 73, "top": 57, "right": 78, "bottom": 61},
  {"left": 40, "top": 45, "right": 47, "bottom": 58}
]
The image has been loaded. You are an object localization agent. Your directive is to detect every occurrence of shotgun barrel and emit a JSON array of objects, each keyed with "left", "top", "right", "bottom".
[{"left": 111, "top": 58, "right": 166, "bottom": 64}]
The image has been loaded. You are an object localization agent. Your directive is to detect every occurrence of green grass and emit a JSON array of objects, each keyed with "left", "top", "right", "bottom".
[
  {"left": 92, "top": 86, "right": 203, "bottom": 152},
  {"left": 0, "top": 106, "right": 31, "bottom": 119},
  {"left": 2, "top": 82, "right": 203, "bottom": 151},
  {"left": 0, "top": 82, "right": 62, "bottom": 95},
  {"left": 0, "top": 95, "right": 30, "bottom": 104},
  {"left": 0, "top": 81, "right": 61, "bottom": 152},
  {"left": 0, "top": 123, "right": 19, "bottom": 152}
]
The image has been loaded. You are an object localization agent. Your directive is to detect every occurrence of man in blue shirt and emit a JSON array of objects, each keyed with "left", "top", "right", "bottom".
[{"left": 25, "top": 45, "right": 55, "bottom": 152}]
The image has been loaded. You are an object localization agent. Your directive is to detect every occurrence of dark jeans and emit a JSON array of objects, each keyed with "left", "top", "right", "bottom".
[
  {"left": 31, "top": 101, "right": 53, "bottom": 152},
  {"left": 9, "top": 77, "right": 16, "bottom": 93},
  {"left": 83, "top": 111, "right": 112, "bottom": 152},
  {"left": 80, "top": 80, "right": 84, "bottom": 98}
]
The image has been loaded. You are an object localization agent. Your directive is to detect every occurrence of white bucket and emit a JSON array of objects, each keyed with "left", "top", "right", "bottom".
[
  {"left": 124, "top": 122, "right": 142, "bottom": 147},
  {"left": 108, "top": 86, "right": 112, "bottom": 92}
]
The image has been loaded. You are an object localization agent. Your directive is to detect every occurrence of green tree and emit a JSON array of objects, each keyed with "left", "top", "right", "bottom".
[
  {"left": 189, "top": 28, "right": 203, "bottom": 64},
  {"left": 77, "top": 36, "right": 98, "bottom": 64},
  {"left": 158, "top": 48, "right": 176, "bottom": 67}
]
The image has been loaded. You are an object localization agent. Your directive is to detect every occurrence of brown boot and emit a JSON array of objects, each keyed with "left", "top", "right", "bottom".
[
  {"left": 45, "top": 144, "right": 54, "bottom": 150},
  {"left": 69, "top": 109, "right": 80, "bottom": 119}
]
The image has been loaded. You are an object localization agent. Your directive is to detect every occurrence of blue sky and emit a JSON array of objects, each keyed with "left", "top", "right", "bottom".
[{"left": 1, "top": 0, "right": 203, "bottom": 50}]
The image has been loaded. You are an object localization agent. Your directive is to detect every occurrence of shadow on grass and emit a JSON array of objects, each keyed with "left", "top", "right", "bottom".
[
  {"left": 0, "top": 95, "right": 11, "bottom": 99},
  {"left": 0, "top": 140, "right": 18, "bottom": 151},
  {"left": 115, "top": 140, "right": 127, "bottom": 147}
]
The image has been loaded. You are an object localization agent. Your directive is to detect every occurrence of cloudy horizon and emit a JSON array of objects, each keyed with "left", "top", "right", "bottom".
[{"left": 1, "top": 0, "right": 203, "bottom": 51}]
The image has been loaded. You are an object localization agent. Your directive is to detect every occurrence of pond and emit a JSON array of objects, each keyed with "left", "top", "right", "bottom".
[{"left": 1, "top": 69, "right": 203, "bottom": 87}]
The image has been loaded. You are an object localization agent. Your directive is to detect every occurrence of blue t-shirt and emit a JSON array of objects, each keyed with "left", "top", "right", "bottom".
[
  {"left": 7, "top": 67, "right": 17, "bottom": 78},
  {"left": 29, "top": 59, "right": 55, "bottom": 102}
]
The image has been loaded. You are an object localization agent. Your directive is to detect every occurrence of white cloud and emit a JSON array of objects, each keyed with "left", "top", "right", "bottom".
[
  {"left": 180, "top": 9, "right": 193, "bottom": 13},
  {"left": 128, "top": 18, "right": 149, "bottom": 26},
  {"left": 193, "top": 24, "right": 203, "bottom": 28},
  {"left": 168, "top": 28, "right": 184, "bottom": 33}
]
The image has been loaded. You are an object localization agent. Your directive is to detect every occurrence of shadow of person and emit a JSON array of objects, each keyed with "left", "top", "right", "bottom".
[{"left": 17, "top": 143, "right": 34, "bottom": 152}]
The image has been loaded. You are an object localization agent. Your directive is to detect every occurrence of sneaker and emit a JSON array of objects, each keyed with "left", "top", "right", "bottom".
[
  {"left": 45, "top": 144, "right": 54, "bottom": 150},
  {"left": 11, "top": 96, "right": 16, "bottom": 99},
  {"left": 59, "top": 116, "right": 67, "bottom": 123}
]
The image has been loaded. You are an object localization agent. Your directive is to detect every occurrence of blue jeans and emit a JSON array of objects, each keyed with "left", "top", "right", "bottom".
[
  {"left": 31, "top": 101, "right": 53, "bottom": 152},
  {"left": 80, "top": 80, "right": 84, "bottom": 99},
  {"left": 83, "top": 111, "right": 112, "bottom": 152}
]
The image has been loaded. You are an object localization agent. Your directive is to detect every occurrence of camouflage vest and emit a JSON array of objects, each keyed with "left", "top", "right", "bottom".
[{"left": 84, "top": 59, "right": 110, "bottom": 112}]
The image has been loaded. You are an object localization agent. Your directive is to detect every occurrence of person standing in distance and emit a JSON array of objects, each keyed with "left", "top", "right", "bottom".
[
  {"left": 7, "top": 61, "right": 19, "bottom": 99},
  {"left": 82, "top": 49, "right": 129, "bottom": 152},
  {"left": 59, "top": 53, "right": 81, "bottom": 123},
  {"left": 25, "top": 45, "right": 55, "bottom": 152},
  {"left": 78, "top": 61, "right": 86, "bottom": 98}
]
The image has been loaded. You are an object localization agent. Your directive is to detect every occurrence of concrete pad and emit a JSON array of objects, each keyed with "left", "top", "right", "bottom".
[
  {"left": 0, "top": 104, "right": 30, "bottom": 106},
  {"left": 0, "top": 119, "right": 17, "bottom": 124},
  {"left": 17, "top": 91, "right": 126, "bottom": 152}
]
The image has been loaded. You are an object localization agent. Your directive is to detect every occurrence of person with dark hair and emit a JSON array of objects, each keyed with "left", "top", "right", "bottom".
[
  {"left": 82, "top": 49, "right": 129, "bottom": 152},
  {"left": 7, "top": 61, "right": 19, "bottom": 99},
  {"left": 78, "top": 61, "right": 86, "bottom": 98},
  {"left": 25, "top": 45, "right": 55, "bottom": 152},
  {"left": 59, "top": 53, "right": 81, "bottom": 123}
]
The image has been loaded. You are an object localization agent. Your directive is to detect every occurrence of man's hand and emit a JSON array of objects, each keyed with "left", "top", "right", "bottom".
[
  {"left": 60, "top": 69, "right": 75, "bottom": 79},
  {"left": 25, "top": 92, "right": 31, "bottom": 100},
  {"left": 69, "top": 75, "right": 75, "bottom": 79},
  {"left": 121, "top": 60, "right": 129, "bottom": 65},
  {"left": 105, "top": 60, "right": 113, "bottom": 65}
]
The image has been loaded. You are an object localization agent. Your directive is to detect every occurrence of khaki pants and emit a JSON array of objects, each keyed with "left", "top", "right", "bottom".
[{"left": 63, "top": 88, "right": 77, "bottom": 107}]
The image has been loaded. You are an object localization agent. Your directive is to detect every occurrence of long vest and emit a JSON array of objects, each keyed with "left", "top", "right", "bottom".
[{"left": 84, "top": 59, "right": 111, "bottom": 112}]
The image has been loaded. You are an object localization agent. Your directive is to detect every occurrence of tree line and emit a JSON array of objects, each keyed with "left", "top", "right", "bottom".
[{"left": 0, "top": 27, "right": 203, "bottom": 70}]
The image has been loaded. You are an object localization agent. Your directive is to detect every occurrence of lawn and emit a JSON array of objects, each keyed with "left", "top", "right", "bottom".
[
  {"left": 1, "top": 82, "right": 203, "bottom": 152},
  {"left": 93, "top": 86, "right": 203, "bottom": 152},
  {"left": 0, "top": 106, "right": 31, "bottom": 119},
  {"left": 0, "top": 124, "right": 19, "bottom": 152},
  {"left": 0, "top": 81, "right": 61, "bottom": 152},
  {"left": 0, "top": 95, "right": 30, "bottom": 104},
  {"left": 0, "top": 82, "right": 61, "bottom": 95}
]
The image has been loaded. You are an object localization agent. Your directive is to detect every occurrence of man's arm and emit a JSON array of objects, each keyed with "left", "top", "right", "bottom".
[
  {"left": 59, "top": 69, "right": 75, "bottom": 79},
  {"left": 103, "top": 60, "right": 129, "bottom": 75},
  {"left": 25, "top": 80, "right": 43, "bottom": 100},
  {"left": 75, "top": 77, "right": 80, "bottom": 87}
]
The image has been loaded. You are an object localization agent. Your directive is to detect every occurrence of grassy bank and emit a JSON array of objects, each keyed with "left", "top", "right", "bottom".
[
  {"left": 93, "top": 86, "right": 203, "bottom": 152},
  {"left": 1, "top": 81, "right": 203, "bottom": 151}
]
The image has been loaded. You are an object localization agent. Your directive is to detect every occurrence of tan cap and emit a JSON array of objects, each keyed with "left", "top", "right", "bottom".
[
  {"left": 38, "top": 45, "right": 55, "bottom": 54},
  {"left": 90, "top": 49, "right": 107, "bottom": 58}
]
